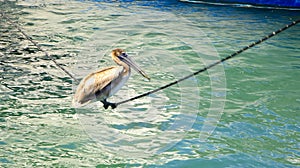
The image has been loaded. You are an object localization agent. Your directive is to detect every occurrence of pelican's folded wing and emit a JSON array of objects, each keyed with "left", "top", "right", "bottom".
[{"left": 72, "top": 66, "right": 123, "bottom": 107}]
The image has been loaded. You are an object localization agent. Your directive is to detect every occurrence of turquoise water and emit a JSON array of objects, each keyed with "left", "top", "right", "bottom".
[{"left": 0, "top": 0, "right": 299, "bottom": 167}]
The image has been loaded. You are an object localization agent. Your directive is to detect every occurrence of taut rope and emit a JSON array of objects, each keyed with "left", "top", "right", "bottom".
[{"left": 114, "top": 19, "right": 299, "bottom": 108}]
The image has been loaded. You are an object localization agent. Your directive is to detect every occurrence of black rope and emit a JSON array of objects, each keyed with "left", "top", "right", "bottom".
[
  {"left": 114, "top": 19, "right": 300, "bottom": 108},
  {"left": 1, "top": 12, "right": 79, "bottom": 83}
]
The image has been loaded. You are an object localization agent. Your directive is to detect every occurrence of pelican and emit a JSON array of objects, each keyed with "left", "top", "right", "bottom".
[{"left": 72, "top": 48, "right": 150, "bottom": 109}]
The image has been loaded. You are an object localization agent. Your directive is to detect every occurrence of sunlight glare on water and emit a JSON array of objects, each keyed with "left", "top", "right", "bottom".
[{"left": 74, "top": 5, "right": 225, "bottom": 158}]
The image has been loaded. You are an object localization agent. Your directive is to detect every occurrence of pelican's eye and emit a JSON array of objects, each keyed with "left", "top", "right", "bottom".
[
  {"left": 121, "top": 53, "right": 127, "bottom": 57},
  {"left": 118, "top": 53, "right": 127, "bottom": 60}
]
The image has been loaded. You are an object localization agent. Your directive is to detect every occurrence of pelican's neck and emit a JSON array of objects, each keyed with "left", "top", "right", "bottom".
[{"left": 114, "top": 58, "right": 130, "bottom": 74}]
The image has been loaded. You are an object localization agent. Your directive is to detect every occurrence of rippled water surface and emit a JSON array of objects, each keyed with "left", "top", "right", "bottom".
[{"left": 0, "top": 0, "right": 299, "bottom": 167}]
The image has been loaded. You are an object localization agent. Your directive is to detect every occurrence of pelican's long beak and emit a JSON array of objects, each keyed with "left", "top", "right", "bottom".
[{"left": 119, "top": 54, "right": 150, "bottom": 81}]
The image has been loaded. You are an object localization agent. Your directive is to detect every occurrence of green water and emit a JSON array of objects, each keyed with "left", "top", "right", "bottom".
[{"left": 0, "top": 0, "right": 299, "bottom": 167}]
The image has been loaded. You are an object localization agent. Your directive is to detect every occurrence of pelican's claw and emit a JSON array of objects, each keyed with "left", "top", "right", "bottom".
[{"left": 102, "top": 100, "right": 117, "bottom": 109}]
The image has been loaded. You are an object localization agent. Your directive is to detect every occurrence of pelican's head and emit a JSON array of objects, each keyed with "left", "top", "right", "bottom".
[{"left": 112, "top": 48, "right": 150, "bottom": 80}]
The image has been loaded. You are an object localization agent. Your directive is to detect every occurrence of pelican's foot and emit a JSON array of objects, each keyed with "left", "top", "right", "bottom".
[{"left": 101, "top": 100, "right": 117, "bottom": 109}]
